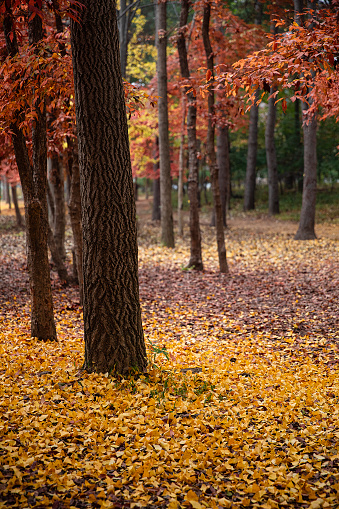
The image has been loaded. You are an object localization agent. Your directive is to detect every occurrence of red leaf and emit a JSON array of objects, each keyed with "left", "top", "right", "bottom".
[{"left": 282, "top": 98, "right": 287, "bottom": 114}]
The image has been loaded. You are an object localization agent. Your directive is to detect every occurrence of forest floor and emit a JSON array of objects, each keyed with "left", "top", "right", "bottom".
[{"left": 0, "top": 198, "right": 339, "bottom": 509}]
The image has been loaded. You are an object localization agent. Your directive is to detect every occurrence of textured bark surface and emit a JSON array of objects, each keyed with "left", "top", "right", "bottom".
[
  {"left": 177, "top": 0, "right": 203, "bottom": 269},
  {"left": 11, "top": 185, "right": 23, "bottom": 227},
  {"left": 68, "top": 149, "right": 83, "bottom": 304},
  {"left": 3, "top": 5, "right": 56, "bottom": 341},
  {"left": 156, "top": 0, "right": 174, "bottom": 248},
  {"left": 71, "top": 0, "right": 147, "bottom": 374},
  {"left": 244, "top": 92, "right": 259, "bottom": 211},
  {"left": 265, "top": 87, "right": 280, "bottom": 215},
  {"left": 202, "top": 4, "right": 227, "bottom": 274},
  {"left": 177, "top": 95, "right": 185, "bottom": 237},
  {"left": 295, "top": 110, "right": 317, "bottom": 240}
]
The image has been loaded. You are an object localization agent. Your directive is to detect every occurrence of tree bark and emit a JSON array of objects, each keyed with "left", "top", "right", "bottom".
[
  {"left": 211, "top": 125, "right": 230, "bottom": 227},
  {"left": 68, "top": 147, "right": 83, "bottom": 304},
  {"left": 3, "top": 4, "right": 57, "bottom": 341},
  {"left": 177, "top": 94, "right": 185, "bottom": 238},
  {"left": 294, "top": 0, "right": 317, "bottom": 240},
  {"left": 294, "top": 107, "right": 317, "bottom": 239},
  {"left": 177, "top": 0, "right": 203, "bottom": 269},
  {"left": 49, "top": 155, "right": 66, "bottom": 260},
  {"left": 265, "top": 87, "right": 280, "bottom": 215},
  {"left": 202, "top": 3, "right": 228, "bottom": 273},
  {"left": 11, "top": 185, "right": 23, "bottom": 227},
  {"left": 152, "top": 136, "right": 161, "bottom": 221},
  {"left": 71, "top": 0, "right": 147, "bottom": 374},
  {"left": 244, "top": 90, "right": 259, "bottom": 211},
  {"left": 5, "top": 178, "right": 11, "bottom": 208},
  {"left": 155, "top": 0, "right": 175, "bottom": 247}
]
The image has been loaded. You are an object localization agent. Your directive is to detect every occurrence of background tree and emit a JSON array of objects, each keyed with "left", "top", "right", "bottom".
[{"left": 155, "top": 0, "right": 174, "bottom": 248}]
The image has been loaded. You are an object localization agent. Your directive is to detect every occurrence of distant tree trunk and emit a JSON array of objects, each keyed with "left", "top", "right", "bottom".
[
  {"left": 11, "top": 185, "right": 23, "bottom": 227},
  {"left": 294, "top": 0, "right": 317, "bottom": 240},
  {"left": 265, "top": 86, "right": 279, "bottom": 215},
  {"left": 71, "top": 0, "right": 147, "bottom": 374},
  {"left": 47, "top": 179, "right": 55, "bottom": 224},
  {"left": 178, "top": 95, "right": 185, "bottom": 237},
  {"left": 50, "top": 155, "right": 66, "bottom": 260},
  {"left": 212, "top": 125, "right": 230, "bottom": 226},
  {"left": 244, "top": 90, "right": 259, "bottom": 211},
  {"left": 294, "top": 107, "right": 317, "bottom": 239},
  {"left": 3, "top": 6, "right": 57, "bottom": 340},
  {"left": 202, "top": 3, "right": 228, "bottom": 273},
  {"left": 68, "top": 148, "right": 83, "bottom": 304},
  {"left": 177, "top": 0, "right": 202, "bottom": 268},
  {"left": 152, "top": 137, "right": 161, "bottom": 221},
  {"left": 118, "top": 0, "right": 128, "bottom": 77},
  {"left": 155, "top": 0, "right": 175, "bottom": 247},
  {"left": 6, "top": 178, "right": 11, "bottom": 208}
]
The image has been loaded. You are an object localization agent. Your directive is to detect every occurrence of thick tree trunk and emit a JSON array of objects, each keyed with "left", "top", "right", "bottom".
[
  {"left": 202, "top": 4, "right": 227, "bottom": 273},
  {"left": 68, "top": 148, "right": 83, "bottom": 304},
  {"left": 244, "top": 91, "right": 259, "bottom": 211},
  {"left": 294, "top": 109, "right": 317, "bottom": 239},
  {"left": 152, "top": 137, "right": 161, "bottom": 221},
  {"left": 11, "top": 185, "right": 23, "bottom": 227},
  {"left": 265, "top": 87, "right": 279, "bottom": 215},
  {"left": 177, "top": 0, "right": 203, "bottom": 269},
  {"left": 71, "top": 0, "right": 147, "bottom": 374},
  {"left": 155, "top": 0, "right": 175, "bottom": 247},
  {"left": 3, "top": 5, "right": 57, "bottom": 341}
]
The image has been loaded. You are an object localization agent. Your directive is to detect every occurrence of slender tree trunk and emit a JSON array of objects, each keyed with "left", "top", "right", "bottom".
[
  {"left": 6, "top": 178, "right": 11, "bottom": 208},
  {"left": 152, "top": 136, "right": 161, "bottom": 221},
  {"left": 3, "top": 7, "right": 57, "bottom": 340},
  {"left": 50, "top": 155, "right": 66, "bottom": 260},
  {"left": 118, "top": 0, "right": 128, "bottom": 77},
  {"left": 265, "top": 87, "right": 279, "bottom": 215},
  {"left": 47, "top": 179, "right": 55, "bottom": 224},
  {"left": 11, "top": 185, "right": 23, "bottom": 227},
  {"left": 71, "top": 0, "right": 147, "bottom": 374},
  {"left": 212, "top": 125, "right": 230, "bottom": 227},
  {"left": 178, "top": 94, "right": 185, "bottom": 237},
  {"left": 155, "top": 0, "right": 175, "bottom": 247},
  {"left": 295, "top": 107, "right": 317, "bottom": 239},
  {"left": 202, "top": 3, "right": 227, "bottom": 273},
  {"left": 244, "top": 90, "right": 259, "bottom": 211},
  {"left": 68, "top": 148, "right": 83, "bottom": 304},
  {"left": 294, "top": 0, "right": 317, "bottom": 240},
  {"left": 177, "top": 0, "right": 203, "bottom": 269}
]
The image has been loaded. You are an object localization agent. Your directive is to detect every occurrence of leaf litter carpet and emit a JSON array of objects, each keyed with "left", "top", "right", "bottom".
[{"left": 0, "top": 221, "right": 338, "bottom": 509}]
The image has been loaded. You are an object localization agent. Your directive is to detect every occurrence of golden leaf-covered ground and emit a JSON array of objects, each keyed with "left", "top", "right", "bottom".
[{"left": 0, "top": 211, "right": 338, "bottom": 508}]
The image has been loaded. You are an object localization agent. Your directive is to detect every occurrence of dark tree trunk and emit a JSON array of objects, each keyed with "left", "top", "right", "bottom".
[
  {"left": 50, "top": 155, "right": 66, "bottom": 260},
  {"left": 265, "top": 87, "right": 279, "bottom": 215},
  {"left": 11, "top": 185, "right": 23, "bottom": 227},
  {"left": 177, "top": 0, "right": 203, "bottom": 269},
  {"left": 294, "top": 108, "right": 317, "bottom": 239},
  {"left": 71, "top": 0, "right": 147, "bottom": 374},
  {"left": 202, "top": 4, "right": 228, "bottom": 273},
  {"left": 178, "top": 94, "right": 185, "bottom": 237},
  {"left": 68, "top": 147, "right": 83, "bottom": 304},
  {"left": 3, "top": 5, "right": 57, "bottom": 341},
  {"left": 117, "top": 0, "right": 140, "bottom": 77},
  {"left": 155, "top": 0, "right": 175, "bottom": 247},
  {"left": 244, "top": 90, "right": 259, "bottom": 211},
  {"left": 294, "top": 0, "right": 317, "bottom": 240},
  {"left": 211, "top": 125, "right": 230, "bottom": 227},
  {"left": 152, "top": 137, "right": 161, "bottom": 221}
]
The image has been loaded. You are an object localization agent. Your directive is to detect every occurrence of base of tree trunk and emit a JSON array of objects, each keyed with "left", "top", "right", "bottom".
[{"left": 294, "top": 229, "right": 317, "bottom": 240}]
